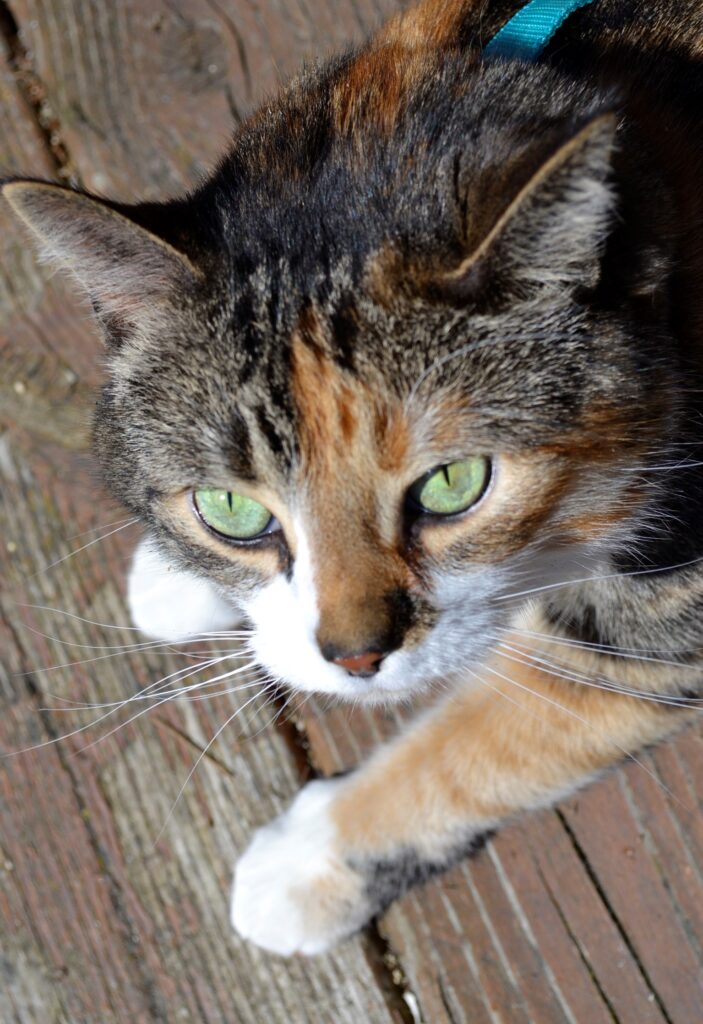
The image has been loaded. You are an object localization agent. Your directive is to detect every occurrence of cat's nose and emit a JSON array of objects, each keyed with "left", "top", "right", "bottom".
[{"left": 323, "top": 647, "right": 385, "bottom": 677}]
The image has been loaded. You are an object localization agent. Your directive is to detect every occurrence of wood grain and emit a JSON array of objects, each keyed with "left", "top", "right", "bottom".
[
  {"left": 1, "top": 1, "right": 703, "bottom": 1022},
  {"left": 0, "top": 4, "right": 405, "bottom": 1020},
  {"left": 8, "top": 0, "right": 400, "bottom": 197},
  {"left": 0, "top": 418, "right": 400, "bottom": 1024}
]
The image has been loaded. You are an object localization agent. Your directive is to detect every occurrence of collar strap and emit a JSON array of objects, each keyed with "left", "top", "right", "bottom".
[{"left": 484, "top": 0, "right": 595, "bottom": 61}]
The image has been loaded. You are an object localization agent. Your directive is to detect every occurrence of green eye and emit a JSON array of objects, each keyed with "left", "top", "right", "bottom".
[
  {"left": 193, "top": 489, "right": 274, "bottom": 540},
  {"left": 409, "top": 457, "right": 490, "bottom": 516}
]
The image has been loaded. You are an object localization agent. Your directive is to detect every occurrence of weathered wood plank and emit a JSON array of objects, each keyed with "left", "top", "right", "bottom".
[
  {"left": 0, "top": 30, "right": 99, "bottom": 452},
  {"left": 0, "top": 704, "right": 159, "bottom": 1023},
  {"left": 561, "top": 771, "right": 703, "bottom": 1021},
  {"left": 0, "top": 4, "right": 405, "bottom": 1016},
  {"left": 8, "top": 0, "right": 401, "bottom": 197},
  {"left": 1, "top": 432, "right": 401, "bottom": 1024},
  {"left": 0, "top": 49, "right": 129, "bottom": 1024},
  {"left": 2, "top": 1, "right": 703, "bottom": 1022},
  {"left": 527, "top": 812, "right": 667, "bottom": 1024}
]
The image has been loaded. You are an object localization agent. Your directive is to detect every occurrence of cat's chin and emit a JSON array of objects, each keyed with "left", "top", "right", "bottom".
[
  {"left": 317, "top": 680, "right": 426, "bottom": 707},
  {"left": 340, "top": 681, "right": 445, "bottom": 707},
  {"left": 275, "top": 659, "right": 465, "bottom": 707}
]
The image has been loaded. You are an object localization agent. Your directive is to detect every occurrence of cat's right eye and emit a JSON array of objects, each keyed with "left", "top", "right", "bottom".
[
  {"left": 193, "top": 489, "right": 276, "bottom": 541},
  {"left": 407, "top": 457, "right": 491, "bottom": 517}
]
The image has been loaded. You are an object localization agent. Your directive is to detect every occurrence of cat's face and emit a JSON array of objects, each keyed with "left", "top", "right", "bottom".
[
  {"left": 3, "top": 63, "right": 675, "bottom": 701},
  {"left": 94, "top": 281, "right": 651, "bottom": 703}
]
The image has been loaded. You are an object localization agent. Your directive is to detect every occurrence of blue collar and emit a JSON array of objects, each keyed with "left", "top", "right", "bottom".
[{"left": 484, "top": 0, "right": 595, "bottom": 62}]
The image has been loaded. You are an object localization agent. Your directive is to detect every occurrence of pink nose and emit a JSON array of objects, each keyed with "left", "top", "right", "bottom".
[{"left": 332, "top": 650, "right": 384, "bottom": 675}]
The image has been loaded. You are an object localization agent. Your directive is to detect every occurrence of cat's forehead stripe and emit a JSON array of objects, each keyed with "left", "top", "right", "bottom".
[
  {"left": 290, "top": 329, "right": 360, "bottom": 470},
  {"left": 289, "top": 302, "right": 417, "bottom": 480}
]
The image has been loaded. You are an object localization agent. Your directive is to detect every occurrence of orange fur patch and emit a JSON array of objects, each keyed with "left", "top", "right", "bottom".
[
  {"left": 291, "top": 321, "right": 359, "bottom": 469},
  {"left": 290, "top": 314, "right": 420, "bottom": 653},
  {"left": 331, "top": 44, "right": 430, "bottom": 137},
  {"left": 331, "top": 631, "right": 686, "bottom": 856},
  {"left": 381, "top": 0, "right": 483, "bottom": 50},
  {"left": 374, "top": 405, "right": 410, "bottom": 472},
  {"left": 329, "top": 0, "right": 494, "bottom": 138}
]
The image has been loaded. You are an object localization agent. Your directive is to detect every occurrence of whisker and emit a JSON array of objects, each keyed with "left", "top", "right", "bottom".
[
  {"left": 623, "top": 459, "right": 703, "bottom": 472},
  {"left": 151, "top": 681, "right": 275, "bottom": 846},
  {"left": 167, "top": 677, "right": 266, "bottom": 703},
  {"left": 123, "top": 657, "right": 260, "bottom": 706},
  {"left": 235, "top": 677, "right": 284, "bottom": 735},
  {"left": 499, "top": 624, "right": 703, "bottom": 670},
  {"left": 495, "top": 553, "right": 703, "bottom": 605},
  {"left": 5, "top": 654, "right": 257, "bottom": 753},
  {"left": 13, "top": 641, "right": 229, "bottom": 676},
  {"left": 16, "top": 618, "right": 252, "bottom": 655},
  {"left": 17, "top": 623, "right": 199, "bottom": 655},
  {"left": 465, "top": 665, "right": 535, "bottom": 715},
  {"left": 42, "top": 677, "right": 265, "bottom": 711},
  {"left": 42, "top": 656, "right": 239, "bottom": 711},
  {"left": 146, "top": 661, "right": 262, "bottom": 704},
  {"left": 29, "top": 519, "right": 139, "bottom": 578},
  {"left": 246, "top": 680, "right": 296, "bottom": 738},
  {"left": 64, "top": 515, "right": 139, "bottom": 542},
  {"left": 15, "top": 601, "right": 249, "bottom": 637},
  {"left": 71, "top": 667, "right": 266, "bottom": 758},
  {"left": 494, "top": 639, "right": 703, "bottom": 711},
  {"left": 478, "top": 654, "right": 686, "bottom": 809},
  {"left": 1, "top": 694, "right": 152, "bottom": 758},
  {"left": 196, "top": 631, "right": 254, "bottom": 641}
]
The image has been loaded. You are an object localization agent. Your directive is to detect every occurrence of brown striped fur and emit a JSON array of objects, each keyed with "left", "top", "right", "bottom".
[{"left": 5, "top": 0, "right": 703, "bottom": 954}]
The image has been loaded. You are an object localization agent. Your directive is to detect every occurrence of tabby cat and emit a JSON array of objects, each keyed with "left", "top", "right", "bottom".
[{"left": 4, "top": 0, "right": 703, "bottom": 956}]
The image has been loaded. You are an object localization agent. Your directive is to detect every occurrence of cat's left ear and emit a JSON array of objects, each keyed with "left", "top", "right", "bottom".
[
  {"left": 1, "top": 180, "right": 200, "bottom": 324},
  {"left": 442, "top": 113, "right": 617, "bottom": 301}
]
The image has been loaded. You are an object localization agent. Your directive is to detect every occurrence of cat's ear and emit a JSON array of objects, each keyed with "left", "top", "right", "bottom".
[
  {"left": 442, "top": 114, "right": 617, "bottom": 302},
  {"left": 1, "top": 180, "right": 201, "bottom": 322}
]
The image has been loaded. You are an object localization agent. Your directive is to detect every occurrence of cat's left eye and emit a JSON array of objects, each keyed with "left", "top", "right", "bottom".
[
  {"left": 193, "top": 489, "right": 276, "bottom": 541},
  {"left": 408, "top": 457, "right": 491, "bottom": 517}
]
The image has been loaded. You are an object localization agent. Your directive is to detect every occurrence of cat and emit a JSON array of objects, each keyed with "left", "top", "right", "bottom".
[{"left": 3, "top": 0, "right": 703, "bottom": 957}]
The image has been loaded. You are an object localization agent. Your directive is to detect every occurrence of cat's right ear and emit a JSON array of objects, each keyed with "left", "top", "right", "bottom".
[
  {"left": 1, "top": 180, "right": 201, "bottom": 331},
  {"left": 438, "top": 114, "right": 618, "bottom": 304}
]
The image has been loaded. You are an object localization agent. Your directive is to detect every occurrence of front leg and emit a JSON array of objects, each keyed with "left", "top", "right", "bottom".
[{"left": 232, "top": 642, "right": 690, "bottom": 955}]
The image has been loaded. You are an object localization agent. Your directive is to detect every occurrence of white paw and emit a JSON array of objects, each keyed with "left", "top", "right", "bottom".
[
  {"left": 231, "top": 778, "right": 369, "bottom": 956},
  {"left": 127, "top": 536, "right": 242, "bottom": 642}
]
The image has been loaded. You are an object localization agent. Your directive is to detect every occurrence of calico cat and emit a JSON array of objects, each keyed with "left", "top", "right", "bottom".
[{"left": 4, "top": 0, "right": 703, "bottom": 957}]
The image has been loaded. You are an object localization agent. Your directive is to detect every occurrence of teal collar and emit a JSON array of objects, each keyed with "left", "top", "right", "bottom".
[{"left": 484, "top": 0, "right": 595, "bottom": 61}]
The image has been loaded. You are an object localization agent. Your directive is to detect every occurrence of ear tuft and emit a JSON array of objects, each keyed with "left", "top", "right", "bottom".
[{"left": 2, "top": 180, "right": 201, "bottom": 321}]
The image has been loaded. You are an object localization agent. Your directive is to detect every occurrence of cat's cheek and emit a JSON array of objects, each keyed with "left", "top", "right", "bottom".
[
  {"left": 231, "top": 779, "right": 370, "bottom": 955},
  {"left": 127, "top": 536, "right": 242, "bottom": 641}
]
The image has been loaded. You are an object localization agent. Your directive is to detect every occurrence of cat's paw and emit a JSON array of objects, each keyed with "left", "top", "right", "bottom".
[
  {"left": 231, "top": 778, "right": 370, "bottom": 955},
  {"left": 127, "top": 536, "right": 242, "bottom": 641}
]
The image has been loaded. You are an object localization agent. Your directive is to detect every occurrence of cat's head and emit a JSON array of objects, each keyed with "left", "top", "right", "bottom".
[{"left": 3, "top": 59, "right": 678, "bottom": 702}]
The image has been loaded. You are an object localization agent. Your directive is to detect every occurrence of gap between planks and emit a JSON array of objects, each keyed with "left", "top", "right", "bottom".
[{"left": 0, "top": 0, "right": 77, "bottom": 182}]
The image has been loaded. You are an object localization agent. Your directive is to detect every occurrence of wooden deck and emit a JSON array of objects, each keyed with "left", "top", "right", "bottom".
[{"left": 1, "top": 2, "right": 702, "bottom": 1021}]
